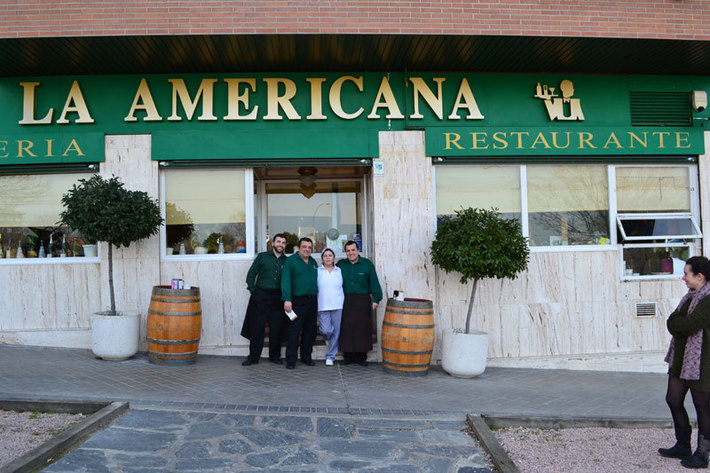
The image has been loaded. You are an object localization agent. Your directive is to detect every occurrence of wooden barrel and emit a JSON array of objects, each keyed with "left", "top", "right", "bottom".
[
  {"left": 381, "top": 298, "right": 435, "bottom": 376},
  {"left": 147, "top": 285, "right": 202, "bottom": 365}
]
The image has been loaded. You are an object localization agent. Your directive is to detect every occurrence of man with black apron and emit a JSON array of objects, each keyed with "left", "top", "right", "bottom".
[
  {"left": 337, "top": 240, "right": 383, "bottom": 366},
  {"left": 241, "top": 233, "right": 288, "bottom": 365}
]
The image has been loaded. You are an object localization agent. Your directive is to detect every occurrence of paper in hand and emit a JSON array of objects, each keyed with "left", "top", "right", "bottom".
[{"left": 285, "top": 310, "right": 298, "bottom": 321}]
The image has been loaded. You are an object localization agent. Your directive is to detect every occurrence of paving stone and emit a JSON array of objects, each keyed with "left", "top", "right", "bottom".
[
  {"left": 420, "top": 429, "right": 475, "bottom": 445},
  {"left": 244, "top": 447, "right": 290, "bottom": 467},
  {"left": 113, "top": 409, "right": 187, "bottom": 430},
  {"left": 352, "top": 419, "right": 430, "bottom": 430},
  {"left": 281, "top": 446, "right": 322, "bottom": 465},
  {"left": 360, "top": 465, "right": 420, "bottom": 473},
  {"left": 120, "top": 468, "right": 167, "bottom": 473},
  {"left": 317, "top": 416, "right": 355, "bottom": 438},
  {"left": 328, "top": 459, "right": 374, "bottom": 470},
  {"left": 217, "top": 413, "right": 256, "bottom": 427},
  {"left": 356, "top": 428, "right": 421, "bottom": 442},
  {"left": 174, "top": 457, "right": 235, "bottom": 471},
  {"left": 262, "top": 414, "right": 315, "bottom": 432},
  {"left": 218, "top": 438, "right": 254, "bottom": 454},
  {"left": 176, "top": 441, "right": 211, "bottom": 458},
  {"left": 113, "top": 454, "right": 168, "bottom": 468},
  {"left": 42, "top": 449, "right": 111, "bottom": 473},
  {"left": 184, "top": 421, "right": 232, "bottom": 439},
  {"left": 416, "top": 457, "right": 457, "bottom": 473},
  {"left": 238, "top": 425, "right": 302, "bottom": 446},
  {"left": 82, "top": 428, "right": 177, "bottom": 452},
  {"left": 184, "top": 411, "right": 217, "bottom": 421},
  {"left": 400, "top": 444, "right": 478, "bottom": 458},
  {"left": 319, "top": 439, "right": 398, "bottom": 459}
]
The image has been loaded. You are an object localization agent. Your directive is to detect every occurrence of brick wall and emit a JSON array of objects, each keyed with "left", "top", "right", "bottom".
[{"left": 0, "top": 0, "right": 707, "bottom": 40}]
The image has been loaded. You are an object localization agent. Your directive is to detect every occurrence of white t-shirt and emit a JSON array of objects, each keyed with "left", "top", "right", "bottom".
[{"left": 317, "top": 264, "right": 344, "bottom": 311}]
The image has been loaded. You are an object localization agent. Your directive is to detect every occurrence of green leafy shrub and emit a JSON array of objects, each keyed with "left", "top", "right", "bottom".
[
  {"left": 431, "top": 207, "right": 529, "bottom": 333},
  {"left": 60, "top": 175, "right": 163, "bottom": 314}
]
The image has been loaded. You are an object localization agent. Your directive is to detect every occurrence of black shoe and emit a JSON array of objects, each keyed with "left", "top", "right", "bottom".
[
  {"left": 301, "top": 359, "right": 316, "bottom": 366},
  {"left": 344, "top": 359, "right": 354, "bottom": 365},
  {"left": 356, "top": 360, "right": 369, "bottom": 367},
  {"left": 286, "top": 363, "right": 295, "bottom": 369},
  {"left": 269, "top": 358, "right": 283, "bottom": 365},
  {"left": 681, "top": 433, "right": 710, "bottom": 469},
  {"left": 242, "top": 359, "right": 258, "bottom": 366}
]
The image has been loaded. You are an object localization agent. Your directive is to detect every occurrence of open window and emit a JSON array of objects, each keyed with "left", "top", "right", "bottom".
[{"left": 615, "top": 166, "right": 701, "bottom": 278}]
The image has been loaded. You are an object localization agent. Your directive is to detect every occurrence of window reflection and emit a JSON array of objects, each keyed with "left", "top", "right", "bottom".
[
  {"left": 527, "top": 165, "right": 609, "bottom": 246},
  {"left": 0, "top": 174, "right": 93, "bottom": 259},
  {"left": 265, "top": 181, "right": 361, "bottom": 254},
  {"left": 164, "top": 169, "right": 247, "bottom": 255}
]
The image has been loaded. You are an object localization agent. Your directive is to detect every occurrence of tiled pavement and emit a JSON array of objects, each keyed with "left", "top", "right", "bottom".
[{"left": 0, "top": 345, "right": 675, "bottom": 472}]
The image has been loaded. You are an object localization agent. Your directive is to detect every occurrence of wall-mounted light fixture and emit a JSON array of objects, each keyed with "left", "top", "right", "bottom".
[{"left": 298, "top": 167, "right": 318, "bottom": 198}]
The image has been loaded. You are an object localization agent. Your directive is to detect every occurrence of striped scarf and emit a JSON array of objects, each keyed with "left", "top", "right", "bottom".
[{"left": 665, "top": 282, "right": 710, "bottom": 380}]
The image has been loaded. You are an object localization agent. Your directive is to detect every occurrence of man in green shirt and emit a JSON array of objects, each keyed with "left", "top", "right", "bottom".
[
  {"left": 241, "top": 233, "right": 288, "bottom": 366},
  {"left": 281, "top": 237, "right": 319, "bottom": 369},
  {"left": 337, "top": 240, "right": 383, "bottom": 366}
]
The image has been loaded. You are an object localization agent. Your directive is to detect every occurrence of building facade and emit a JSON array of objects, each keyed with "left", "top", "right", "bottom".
[{"left": 1, "top": 1, "right": 710, "bottom": 371}]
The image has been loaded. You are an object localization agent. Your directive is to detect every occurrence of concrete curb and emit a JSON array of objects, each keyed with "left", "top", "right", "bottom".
[
  {"left": 467, "top": 414, "right": 520, "bottom": 473},
  {"left": 467, "top": 414, "right": 676, "bottom": 473},
  {"left": 0, "top": 399, "right": 129, "bottom": 473}
]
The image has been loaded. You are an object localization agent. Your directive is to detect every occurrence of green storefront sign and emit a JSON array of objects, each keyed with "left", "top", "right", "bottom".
[{"left": 0, "top": 72, "right": 706, "bottom": 164}]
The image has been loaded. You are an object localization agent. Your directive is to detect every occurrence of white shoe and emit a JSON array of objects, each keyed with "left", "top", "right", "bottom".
[{"left": 325, "top": 359, "right": 334, "bottom": 366}]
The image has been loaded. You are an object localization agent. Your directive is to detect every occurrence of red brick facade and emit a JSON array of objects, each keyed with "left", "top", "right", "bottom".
[{"left": 0, "top": 0, "right": 707, "bottom": 40}]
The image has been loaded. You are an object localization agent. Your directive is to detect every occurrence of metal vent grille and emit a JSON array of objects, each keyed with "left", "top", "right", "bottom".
[
  {"left": 635, "top": 302, "right": 658, "bottom": 318},
  {"left": 630, "top": 92, "right": 692, "bottom": 126}
]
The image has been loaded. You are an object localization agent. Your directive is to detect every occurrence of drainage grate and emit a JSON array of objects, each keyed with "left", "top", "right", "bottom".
[{"left": 635, "top": 302, "right": 658, "bottom": 318}]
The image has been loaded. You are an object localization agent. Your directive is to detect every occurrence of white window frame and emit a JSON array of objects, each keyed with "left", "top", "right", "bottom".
[
  {"left": 432, "top": 162, "right": 702, "bottom": 279},
  {"left": 160, "top": 168, "right": 255, "bottom": 261},
  {"left": 0, "top": 172, "right": 101, "bottom": 265},
  {"left": 612, "top": 164, "right": 701, "bottom": 280}
]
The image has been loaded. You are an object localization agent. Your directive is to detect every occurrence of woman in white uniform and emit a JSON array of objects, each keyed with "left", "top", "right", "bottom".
[{"left": 317, "top": 248, "right": 344, "bottom": 365}]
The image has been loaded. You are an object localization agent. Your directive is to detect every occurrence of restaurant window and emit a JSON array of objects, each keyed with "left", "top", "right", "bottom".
[
  {"left": 163, "top": 168, "right": 251, "bottom": 256},
  {"left": 615, "top": 166, "right": 700, "bottom": 278},
  {"left": 256, "top": 167, "right": 365, "bottom": 255},
  {"left": 434, "top": 162, "right": 700, "bottom": 278},
  {"left": 0, "top": 173, "right": 96, "bottom": 260},
  {"left": 527, "top": 165, "right": 610, "bottom": 247},
  {"left": 435, "top": 165, "right": 521, "bottom": 224}
]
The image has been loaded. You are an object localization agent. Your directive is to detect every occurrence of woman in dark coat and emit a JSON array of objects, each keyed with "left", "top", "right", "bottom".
[{"left": 660, "top": 256, "right": 710, "bottom": 468}]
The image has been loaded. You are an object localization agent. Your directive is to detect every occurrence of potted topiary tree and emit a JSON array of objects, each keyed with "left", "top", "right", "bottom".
[
  {"left": 431, "top": 207, "right": 529, "bottom": 377},
  {"left": 60, "top": 175, "right": 163, "bottom": 360}
]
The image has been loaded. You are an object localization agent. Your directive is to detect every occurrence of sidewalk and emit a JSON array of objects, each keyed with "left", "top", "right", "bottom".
[{"left": 0, "top": 345, "right": 675, "bottom": 472}]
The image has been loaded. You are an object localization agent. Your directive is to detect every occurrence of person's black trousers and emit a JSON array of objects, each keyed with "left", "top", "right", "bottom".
[
  {"left": 285, "top": 294, "right": 317, "bottom": 365},
  {"left": 248, "top": 288, "right": 284, "bottom": 361}
]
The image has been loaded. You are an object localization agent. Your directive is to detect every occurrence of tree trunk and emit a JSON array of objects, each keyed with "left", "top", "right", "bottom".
[
  {"left": 108, "top": 244, "right": 116, "bottom": 314},
  {"left": 465, "top": 278, "right": 478, "bottom": 334}
]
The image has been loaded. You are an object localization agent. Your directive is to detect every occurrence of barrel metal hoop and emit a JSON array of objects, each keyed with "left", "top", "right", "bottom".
[
  {"left": 383, "top": 361, "right": 431, "bottom": 368},
  {"left": 382, "top": 347, "right": 433, "bottom": 355},
  {"left": 148, "top": 310, "right": 202, "bottom": 316},
  {"left": 147, "top": 337, "right": 201, "bottom": 345},
  {"left": 382, "top": 321, "right": 435, "bottom": 329},
  {"left": 150, "top": 296, "right": 201, "bottom": 303},
  {"left": 385, "top": 307, "right": 433, "bottom": 315},
  {"left": 147, "top": 350, "right": 198, "bottom": 358}
]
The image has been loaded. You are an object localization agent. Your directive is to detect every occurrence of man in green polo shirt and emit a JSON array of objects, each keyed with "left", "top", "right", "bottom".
[
  {"left": 241, "top": 233, "right": 288, "bottom": 366},
  {"left": 337, "top": 240, "right": 382, "bottom": 366},
  {"left": 281, "top": 237, "right": 319, "bottom": 369}
]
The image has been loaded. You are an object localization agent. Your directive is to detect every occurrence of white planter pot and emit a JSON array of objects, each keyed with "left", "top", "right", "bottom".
[
  {"left": 441, "top": 328, "right": 489, "bottom": 378},
  {"left": 82, "top": 244, "right": 97, "bottom": 257},
  {"left": 91, "top": 311, "right": 140, "bottom": 361}
]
